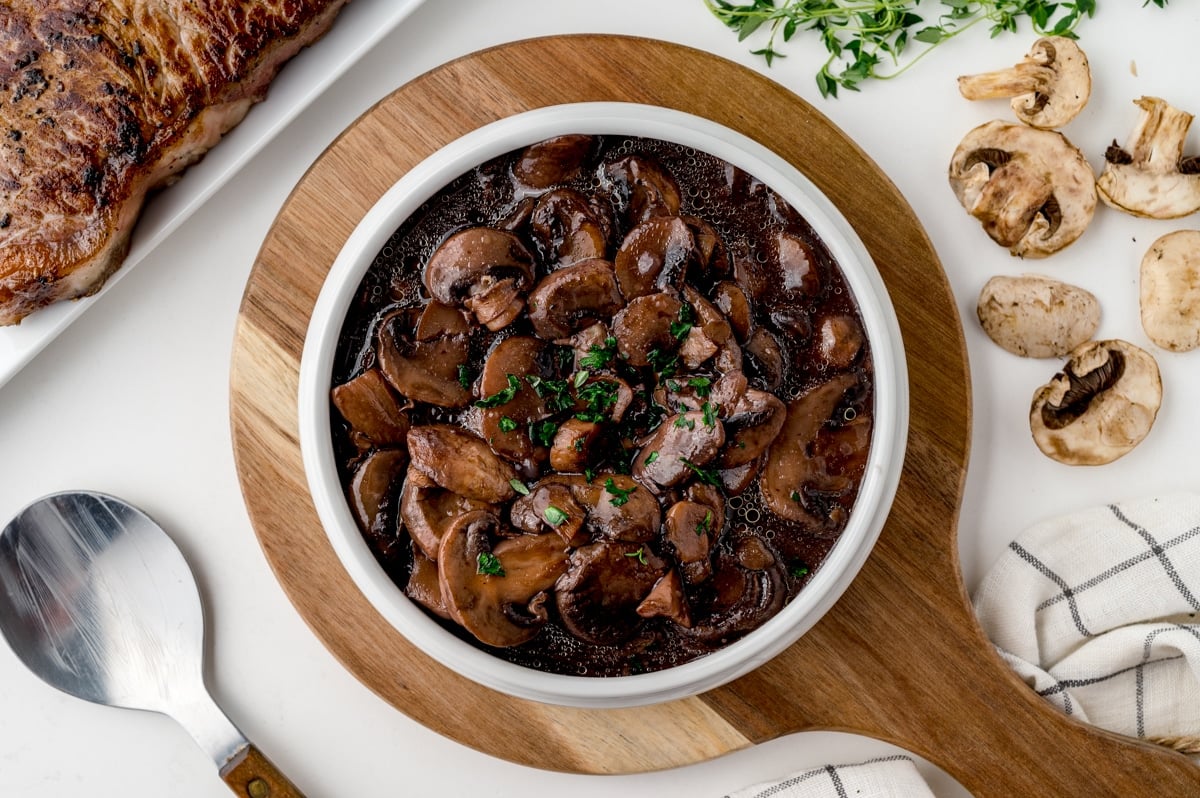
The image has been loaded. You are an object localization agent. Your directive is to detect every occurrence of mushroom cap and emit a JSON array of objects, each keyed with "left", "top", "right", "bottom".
[
  {"left": 604, "top": 154, "right": 682, "bottom": 226},
  {"left": 527, "top": 258, "right": 625, "bottom": 341},
  {"left": 1098, "top": 97, "right": 1200, "bottom": 219},
  {"left": 423, "top": 228, "right": 535, "bottom": 328},
  {"left": 554, "top": 541, "right": 667, "bottom": 646},
  {"left": 976, "top": 274, "right": 1100, "bottom": 358},
  {"left": 331, "top": 368, "right": 411, "bottom": 449},
  {"left": 957, "top": 37, "right": 1091, "bottom": 129},
  {"left": 948, "top": 120, "right": 1096, "bottom": 258},
  {"left": 477, "top": 335, "right": 553, "bottom": 465},
  {"left": 614, "top": 215, "right": 695, "bottom": 299},
  {"left": 376, "top": 304, "right": 471, "bottom": 408},
  {"left": 1141, "top": 230, "right": 1200, "bottom": 351},
  {"left": 407, "top": 424, "right": 518, "bottom": 503},
  {"left": 511, "top": 134, "right": 594, "bottom": 190},
  {"left": 1029, "top": 339, "right": 1162, "bottom": 466},
  {"left": 529, "top": 187, "right": 612, "bottom": 267},
  {"left": 612, "top": 292, "right": 684, "bottom": 368}
]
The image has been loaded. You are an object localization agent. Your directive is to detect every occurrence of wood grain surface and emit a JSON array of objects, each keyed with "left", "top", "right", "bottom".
[{"left": 229, "top": 35, "right": 1200, "bottom": 794}]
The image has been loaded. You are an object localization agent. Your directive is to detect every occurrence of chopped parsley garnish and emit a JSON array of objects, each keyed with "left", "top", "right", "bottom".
[
  {"left": 529, "top": 420, "right": 558, "bottom": 448},
  {"left": 525, "top": 375, "right": 573, "bottom": 413},
  {"left": 688, "top": 376, "right": 712, "bottom": 397},
  {"left": 674, "top": 415, "right": 696, "bottom": 430},
  {"left": 457, "top": 364, "right": 472, "bottom": 391},
  {"left": 543, "top": 505, "right": 569, "bottom": 526},
  {"left": 584, "top": 467, "right": 596, "bottom": 483},
  {"left": 790, "top": 560, "right": 811, "bottom": 580},
  {"left": 669, "top": 303, "right": 695, "bottom": 340},
  {"left": 579, "top": 336, "right": 618, "bottom": 370},
  {"left": 624, "top": 546, "right": 648, "bottom": 565},
  {"left": 575, "top": 379, "right": 620, "bottom": 423},
  {"left": 701, "top": 402, "right": 718, "bottom": 428},
  {"left": 603, "top": 478, "right": 637, "bottom": 507},
  {"left": 665, "top": 379, "right": 680, "bottom": 392},
  {"left": 646, "top": 348, "right": 679, "bottom": 377},
  {"left": 476, "top": 552, "right": 505, "bottom": 577},
  {"left": 681, "top": 458, "right": 721, "bottom": 486},
  {"left": 474, "top": 374, "right": 520, "bottom": 408},
  {"left": 573, "top": 370, "right": 590, "bottom": 389},
  {"left": 509, "top": 478, "right": 530, "bottom": 496},
  {"left": 696, "top": 509, "right": 714, "bottom": 536},
  {"left": 573, "top": 437, "right": 585, "bottom": 452},
  {"left": 498, "top": 416, "right": 518, "bottom": 433},
  {"left": 790, "top": 490, "right": 802, "bottom": 502},
  {"left": 643, "top": 450, "right": 660, "bottom": 465}
]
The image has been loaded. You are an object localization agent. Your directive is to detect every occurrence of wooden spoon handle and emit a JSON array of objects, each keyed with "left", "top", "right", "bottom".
[{"left": 220, "top": 744, "right": 304, "bottom": 798}]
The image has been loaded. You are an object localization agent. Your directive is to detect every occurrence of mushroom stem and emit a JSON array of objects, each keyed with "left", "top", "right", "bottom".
[
  {"left": 958, "top": 62, "right": 1052, "bottom": 100},
  {"left": 1124, "top": 96, "right": 1193, "bottom": 169}
]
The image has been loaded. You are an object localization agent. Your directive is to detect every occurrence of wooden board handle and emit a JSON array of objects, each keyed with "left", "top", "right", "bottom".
[{"left": 220, "top": 744, "right": 304, "bottom": 798}]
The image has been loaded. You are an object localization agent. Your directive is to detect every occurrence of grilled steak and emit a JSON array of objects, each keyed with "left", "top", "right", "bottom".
[{"left": 0, "top": 0, "right": 351, "bottom": 325}]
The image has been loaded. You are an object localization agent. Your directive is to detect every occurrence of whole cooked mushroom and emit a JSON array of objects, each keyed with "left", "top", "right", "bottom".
[
  {"left": 814, "top": 314, "right": 866, "bottom": 370},
  {"left": 957, "top": 37, "right": 1091, "bottom": 129},
  {"left": 633, "top": 409, "right": 726, "bottom": 491},
  {"left": 438, "top": 511, "right": 568, "bottom": 647},
  {"left": 1029, "top": 339, "right": 1162, "bottom": 465},
  {"left": 1141, "top": 230, "right": 1200, "bottom": 352},
  {"left": 376, "top": 303, "right": 471, "bottom": 408},
  {"left": 604, "top": 154, "right": 682, "bottom": 226},
  {"left": 527, "top": 258, "right": 625, "bottom": 341},
  {"left": 612, "top": 293, "right": 684, "bottom": 368},
  {"left": 614, "top": 216, "right": 696, "bottom": 299},
  {"left": 949, "top": 120, "right": 1097, "bottom": 258},
  {"left": 407, "top": 425, "right": 518, "bottom": 503},
  {"left": 1098, "top": 96, "right": 1200, "bottom": 219},
  {"left": 529, "top": 188, "right": 613, "bottom": 267},
  {"left": 423, "top": 227, "right": 536, "bottom": 330},
  {"left": 976, "top": 274, "right": 1100, "bottom": 358}
]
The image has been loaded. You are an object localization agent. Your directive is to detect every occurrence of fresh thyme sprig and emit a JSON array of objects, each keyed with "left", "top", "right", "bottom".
[{"left": 703, "top": 0, "right": 1148, "bottom": 98}]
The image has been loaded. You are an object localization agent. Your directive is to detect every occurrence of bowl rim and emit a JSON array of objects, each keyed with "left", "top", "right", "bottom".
[{"left": 298, "top": 101, "right": 909, "bottom": 707}]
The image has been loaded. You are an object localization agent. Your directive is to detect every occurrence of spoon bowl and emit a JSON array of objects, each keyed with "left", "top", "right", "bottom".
[{"left": 0, "top": 491, "right": 302, "bottom": 797}]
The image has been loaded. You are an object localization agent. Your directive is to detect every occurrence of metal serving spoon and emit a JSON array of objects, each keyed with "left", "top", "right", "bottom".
[{"left": 0, "top": 491, "right": 303, "bottom": 797}]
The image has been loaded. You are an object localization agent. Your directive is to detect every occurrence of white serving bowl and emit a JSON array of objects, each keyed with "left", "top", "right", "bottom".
[{"left": 298, "top": 102, "right": 909, "bottom": 708}]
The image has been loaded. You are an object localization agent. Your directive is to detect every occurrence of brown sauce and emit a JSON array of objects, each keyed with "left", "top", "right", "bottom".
[{"left": 330, "top": 134, "right": 873, "bottom": 677}]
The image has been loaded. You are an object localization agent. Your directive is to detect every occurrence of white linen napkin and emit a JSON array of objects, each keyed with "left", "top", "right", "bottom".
[
  {"left": 974, "top": 493, "right": 1200, "bottom": 754},
  {"left": 722, "top": 755, "right": 935, "bottom": 798}
]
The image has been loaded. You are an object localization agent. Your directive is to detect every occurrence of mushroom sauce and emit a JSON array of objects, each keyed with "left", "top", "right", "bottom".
[{"left": 330, "top": 135, "right": 873, "bottom": 676}]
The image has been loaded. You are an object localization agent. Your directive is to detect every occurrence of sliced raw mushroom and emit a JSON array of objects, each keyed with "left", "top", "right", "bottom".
[
  {"left": 633, "top": 409, "right": 726, "bottom": 491},
  {"left": 331, "top": 368, "right": 410, "bottom": 449},
  {"left": 347, "top": 448, "right": 408, "bottom": 537},
  {"left": 1030, "top": 339, "right": 1162, "bottom": 466},
  {"left": 554, "top": 541, "right": 667, "bottom": 645},
  {"left": 528, "top": 258, "right": 624, "bottom": 341},
  {"left": 477, "top": 336, "right": 552, "bottom": 466},
  {"left": 377, "top": 304, "right": 471, "bottom": 407},
  {"left": 530, "top": 188, "right": 612, "bottom": 266},
  {"left": 636, "top": 570, "right": 692, "bottom": 627},
  {"left": 718, "top": 387, "right": 786, "bottom": 468},
  {"left": 949, "top": 120, "right": 1096, "bottom": 258},
  {"left": 405, "top": 550, "right": 451, "bottom": 620},
  {"left": 1098, "top": 96, "right": 1200, "bottom": 219},
  {"left": 684, "top": 550, "right": 785, "bottom": 645},
  {"left": 814, "top": 314, "right": 866, "bottom": 371},
  {"left": 407, "top": 425, "right": 518, "bottom": 503},
  {"left": 614, "top": 215, "right": 696, "bottom": 299},
  {"left": 612, "top": 292, "right": 684, "bottom": 367},
  {"left": 761, "top": 373, "right": 859, "bottom": 526},
  {"left": 604, "top": 154, "right": 682, "bottom": 226},
  {"left": 1141, "top": 230, "right": 1200, "bottom": 351},
  {"left": 400, "top": 466, "right": 490, "bottom": 561},
  {"left": 512, "top": 134, "right": 594, "bottom": 190},
  {"left": 957, "top": 36, "right": 1091, "bottom": 129},
  {"left": 977, "top": 274, "right": 1100, "bottom": 358},
  {"left": 438, "top": 511, "right": 568, "bottom": 647},
  {"left": 665, "top": 500, "right": 717, "bottom": 585},
  {"left": 423, "top": 227, "right": 536, "bottom": 330}
]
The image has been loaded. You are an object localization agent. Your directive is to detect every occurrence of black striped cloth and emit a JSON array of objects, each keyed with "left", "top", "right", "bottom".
[{"left": 722, "top": 755, "right": 933, "bottom": 797}]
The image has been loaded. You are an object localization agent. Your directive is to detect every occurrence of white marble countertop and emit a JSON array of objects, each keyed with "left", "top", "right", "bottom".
[{"left": 2, "top": 1, "right": 1198, "bottom": 795}]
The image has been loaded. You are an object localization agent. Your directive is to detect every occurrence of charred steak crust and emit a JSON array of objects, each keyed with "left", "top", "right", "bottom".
[{"left": 0, "top": 0, "right": 351, "bottom": 325}]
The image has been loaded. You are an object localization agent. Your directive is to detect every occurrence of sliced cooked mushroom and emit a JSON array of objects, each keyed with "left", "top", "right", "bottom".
[
  {"left": 683, "top": 550, "right": 785, "bottom": 644},
  {"left": 957, "top": 37, "right": 1091, "bottom": 129},
  {"left": 604, "top": 155, "right": 682, "bottom": 226},
  {"left": 510, "top": 474, "right": 660, "bottom": 544},
  {"left": 528, "top": 258, "right": 624, "bottom": 341},
  {"left": 761, "top": 373, "right": 859, "bottom": 526},
  {"left": 477, "top": 336, "right": 552, "bottom": 466},
  {"left": 814, "top": 314, "right": 866, "bottom": 370},
  {"left": 1030, "top": 339, "right": 1162, "bottom": 465},
  {"left": 377, "top": 304, "right": 471, "bottom": 407},
  {"left": 718, "top": 387, "right": 786, "bottom": 468},
  {"left": 423, "top": 228, "right": 536, "bottom": 330},
  {"left": 636, "top": 570, "right": 692, "bottom": 627},
  {"left": 713, "top": 281, "right": 753, "bottom": 342},
  {"left": 1098, "top": 96, "right": 1200, "bottom": 219},
  {"left": 530, "top": 188, "right": 612, "bottom": 266},
  {"left": 743, "top": 327, "right": 785, "bottom": 391},
  {"left": 549, "top": 418, "right": 601, "bottom": 472},
  {"left": 569, "top": 323, "right": 613, "bottom": 371},
  {"left": 1141, "top": 230, "right": 1200, "bottom": 352},
  {"left": 633, "top": 409, "right": 726, "bottom": 491},
  {"left": 682, "top": 287, "right": 739, "bottom": 372},
  {"left": 509, "top": 479, "right": 588, "bottom": 546},
  {"left": 405, "top": 550, "right": 451, "bottom": 620},
  {"left": 665, "top": 500, "right": 716, "bottom": 584},
  {"left": 399, "top": 465, "right": 490, "bottom": 561},
  {"left": 720, "top": 455, "right": 762, "bottom": 496},
  {"left": 347, "top": 448, "right": 408, "bottom": 536},
  {"left": 772, "top": 230, "right": 822, "bottom": 297},
  {"left": 949, "top": 120, "right": 1096, "bottom": 257},
  {"left": 809, "top": 415, "right": 873, "bottom": 496},
  {"left": 554, "top": 541, "right": 667, "bottom": 645},
  {"left": 331, "top": 368, "right": 410, "bottom": 449},
  {"left": 573, "top": 374, "right": 634, "bottom": 424},
  {"left": 512, "top": 134, "right": 594, "bottom": 190},
  {"left": 612, "top": 293, "right": 684, "bottom": 368},
  {"left": 613, "top": 216, "right": 695, "bottom": 299},
  {"left": 438, "top": 511, "right": 568, "bottom": 647},
  {"left": 681, "top": 215, "right": 731, "bottom": 287},
  {"left": 407, "top": 425, "right": 518, "bottom": 503},
  {"left": 977, "top": 274, "right": 1100, "bottom": 358}
]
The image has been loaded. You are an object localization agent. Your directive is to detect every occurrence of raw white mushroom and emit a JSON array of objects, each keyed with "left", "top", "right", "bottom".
[
  {"left": 1029, "top": 340, "right": 1162, "bottom": 466},
  {"left": 958, "top": 37, "right": 1091, "bottom": 130},
  {"left": 1098, "top": 97, "right": 1200, "bottom": 219},
  {"left": 1140, "top": 230, "right": 1200, "bottom": 351},
  {"left": 977, "top": 274, "right": 1100, "bottom": 358},
  {"left": 949, "top": 121, "right": 1097, "bottom": 258}
]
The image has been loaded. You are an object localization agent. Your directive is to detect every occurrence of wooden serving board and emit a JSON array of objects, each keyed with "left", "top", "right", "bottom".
[{"left": 229, "top": 36, "right": 1199, "bottom": 794}]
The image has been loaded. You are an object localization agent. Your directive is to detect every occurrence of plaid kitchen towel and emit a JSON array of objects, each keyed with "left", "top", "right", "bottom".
[
  {"left": 723, "top": 755, "right": 935, "bottom": 798},
  {"left": 974, "top": 493, "right": 1200, "bottom": 753}
]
